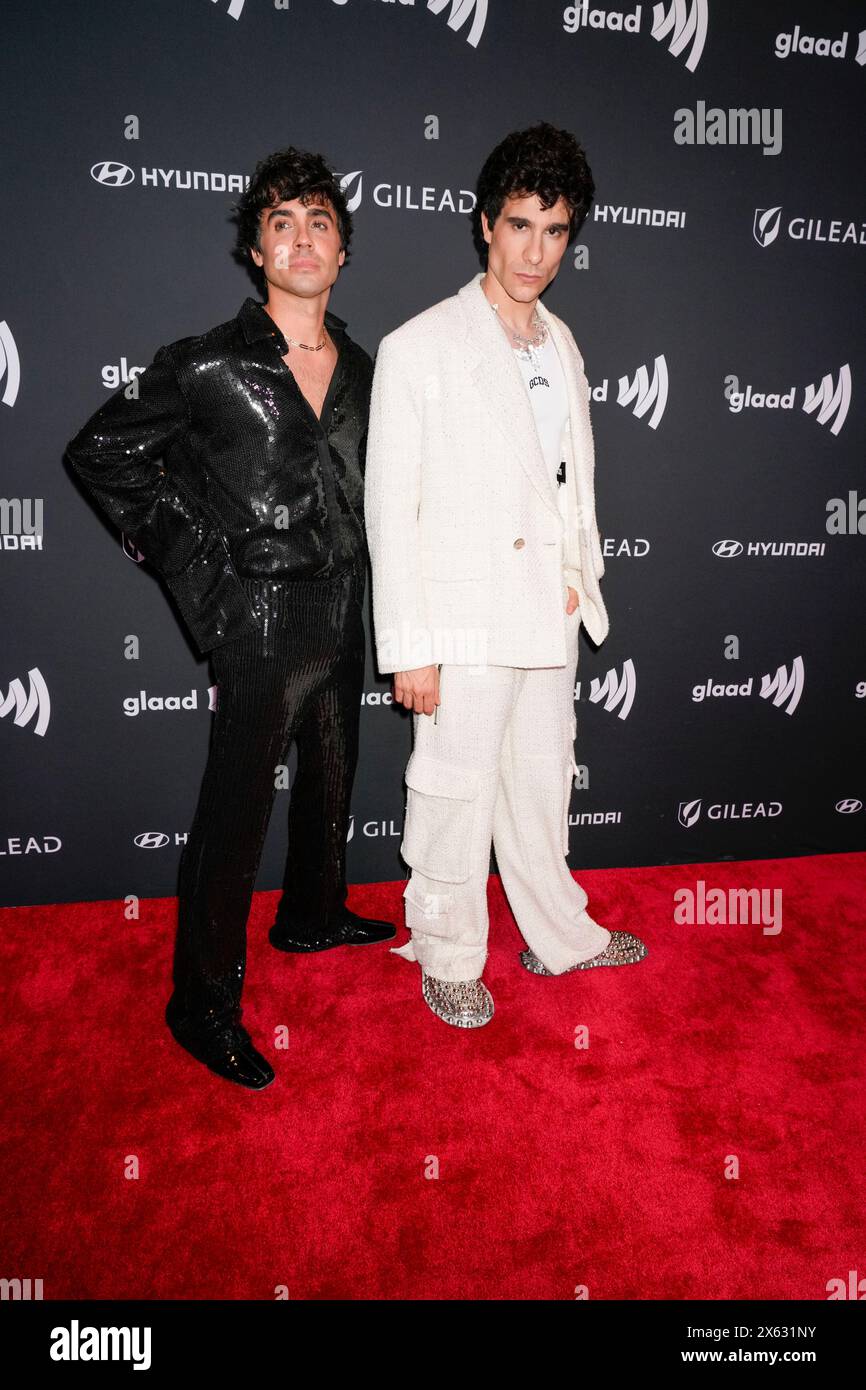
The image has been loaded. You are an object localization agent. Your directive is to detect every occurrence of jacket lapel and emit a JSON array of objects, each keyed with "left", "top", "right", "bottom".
[{"left": 456, "top": 272, "right": 560, "bottom": 517}]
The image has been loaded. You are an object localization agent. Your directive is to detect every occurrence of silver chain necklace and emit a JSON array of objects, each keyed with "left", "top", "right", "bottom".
[{"left": 490, "top": 301, "right": 548, "bottom": 365}]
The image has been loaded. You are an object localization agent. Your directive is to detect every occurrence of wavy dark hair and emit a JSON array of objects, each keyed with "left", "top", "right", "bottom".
[
  {"left": 231, "top": 146, "right": 353, "bottom": 290},
  {"left": 471, "top": 122, "right": 595, "bottom": 265}
]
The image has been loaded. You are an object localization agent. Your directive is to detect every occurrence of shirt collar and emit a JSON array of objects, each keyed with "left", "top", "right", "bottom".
[{"left": 238, "top": 296, "right": 347, "bottom": 351}]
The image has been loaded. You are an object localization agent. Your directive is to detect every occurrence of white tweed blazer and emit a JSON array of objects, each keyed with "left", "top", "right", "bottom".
[{"left": 364, "top": 270, "right": 609, "bottom": 673}]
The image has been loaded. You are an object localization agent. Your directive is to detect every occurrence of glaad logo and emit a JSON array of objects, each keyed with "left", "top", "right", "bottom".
[
  {"left": 1, "top": 668, "right": 50, "bottom": 737},
  {"left": 330, "top": 0, "right": 488, "bottom": 49},
  {"left": 617, "top": 355, "right": 668, "bottom": 429},
  {"left": 803, "top": 366, "right": 851, "bottom": 435},
  {"left": 210, "top": 0, "right": 246, "bottom": 19},
  {"left": 725, "top": 365, "right": 851, "bottom": 436},
  {"left": 678, "top": 798, "right": 783, "bottom": 827},
  {"left": 835, "top": 799, "right": 862, "bottom": 814},
  {"left": 691, "top": 658, "right": 804, "bottom": 715},
  {"left": 102, "top": 358, "right": 145, "bottom": 390},
  {"left": 775, "top": 25, "right": 866, "bottom": 64},
  {"left": 581, "top": 659, "right": 637, "bottom": 719},
  {"left": 0, "top": 321, "right": 21, "bottom": 407},
  {"left": 753, "top": 205, "right": 866, "bottom": 250},
  {"left": 427, "top": 0, "right": 488, "bottom": 49},
  {"left": 122, "top": 688, "right": 200, "bottom": 716},
  {"left": 760, "top": 657, "right": 805, "bottom": 716},
  {"left": 90, "top": 161, "right": 135, "bottom": 187},
  {"left": 562, "top": 1, "right": 708, "bottom": 72},
  {"left": 652, "top": 0, "right": 707, "bottom": 71}
]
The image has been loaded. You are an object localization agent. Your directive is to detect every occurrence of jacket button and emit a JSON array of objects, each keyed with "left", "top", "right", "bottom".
[{"left": 513, "top": 537, "right": 525, "bottom": 549}]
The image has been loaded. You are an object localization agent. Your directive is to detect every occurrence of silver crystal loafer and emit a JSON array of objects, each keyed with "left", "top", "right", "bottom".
[
  {"left": 421, "top": 971, "right": 495, "bottom": 1028},
  {"left": 520, "top": 929, "right": 648, "bottom": 975}
]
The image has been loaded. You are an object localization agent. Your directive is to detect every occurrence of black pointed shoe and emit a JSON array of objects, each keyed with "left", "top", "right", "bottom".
[
  {"left": 168, "top": 1019, "right": 275, "bottom": 1090},
  {"left": 269, "top": 906, "right": 396, "bottom": 954}
]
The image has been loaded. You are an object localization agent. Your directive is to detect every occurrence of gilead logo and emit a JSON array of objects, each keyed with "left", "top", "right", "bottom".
[
  {"left": 338, "top": 170, "right": 363, "bottom": 213},
  {"left": 50, "top": 1320, "right": 151, "bottom": 1370},
  {"left": 678, "top": 798, "right": 783, "bottom": 828},
  {"left": 753, "top": 205, "right": 866, "bottom": 249}
]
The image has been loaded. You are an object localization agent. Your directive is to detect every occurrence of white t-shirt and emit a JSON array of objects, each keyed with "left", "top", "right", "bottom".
[{"left": 513, "top": 331, "right": 569, "bottom": 527}]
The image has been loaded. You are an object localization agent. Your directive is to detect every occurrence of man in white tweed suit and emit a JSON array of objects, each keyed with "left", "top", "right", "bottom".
[{"left": 364, "top": 124, "right": 647, "bottom": 1027}]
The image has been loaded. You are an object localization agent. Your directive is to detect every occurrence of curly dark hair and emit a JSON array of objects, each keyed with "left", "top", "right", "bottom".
[
  {"left": 231, "top": 146, "right": 353, "bottom": 289},
  {"left": 470, "top": 122, "right": 595, "bottom": 265}
]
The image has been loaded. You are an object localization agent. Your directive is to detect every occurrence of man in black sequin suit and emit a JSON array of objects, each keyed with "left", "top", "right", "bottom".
[{"left": 65, "top": 148, "right": 395, "bottom": 1090}]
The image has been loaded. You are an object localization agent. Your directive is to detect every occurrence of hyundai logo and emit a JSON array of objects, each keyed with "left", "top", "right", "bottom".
[{"left": 90, "top": 161, "right": 135, "bottom": 187}]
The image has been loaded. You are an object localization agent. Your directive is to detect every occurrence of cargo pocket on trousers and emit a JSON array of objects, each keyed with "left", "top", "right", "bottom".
[{"left": 400, "top": 751, "right": 481, "bottom": 883}]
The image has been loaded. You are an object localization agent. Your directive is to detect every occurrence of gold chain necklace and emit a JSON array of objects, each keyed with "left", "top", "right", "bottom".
[{"left": 284, "top": 333, "right": 326, "bottom": 352}]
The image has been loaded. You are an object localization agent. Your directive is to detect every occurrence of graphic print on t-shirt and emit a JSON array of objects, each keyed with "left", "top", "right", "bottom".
[{"left": 514, "top": 333, "right": 570, "bottom": 524}]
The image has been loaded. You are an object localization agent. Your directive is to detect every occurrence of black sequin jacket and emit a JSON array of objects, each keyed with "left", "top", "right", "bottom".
[{"left": 64, "top": 296, "right": 373, "bottom": 654}]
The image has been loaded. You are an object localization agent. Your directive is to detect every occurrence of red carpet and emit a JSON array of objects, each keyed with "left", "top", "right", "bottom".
[{"left": 2, "top": 852, "right": 864, "bottom": 1300}]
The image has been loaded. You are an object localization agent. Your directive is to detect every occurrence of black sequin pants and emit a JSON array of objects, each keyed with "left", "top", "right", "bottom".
[{"left": 166, "top": 554, "right": 366, "bottom": 1040}]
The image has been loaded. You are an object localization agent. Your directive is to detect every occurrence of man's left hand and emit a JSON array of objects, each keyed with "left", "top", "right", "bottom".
[{"left": 566, "top": 585, "right": 580, "bottom": 615}]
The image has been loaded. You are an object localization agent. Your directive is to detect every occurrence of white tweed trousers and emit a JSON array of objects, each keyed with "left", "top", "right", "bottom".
[{"left": 392, "top": 604, "right": 611, "bottom": 981}]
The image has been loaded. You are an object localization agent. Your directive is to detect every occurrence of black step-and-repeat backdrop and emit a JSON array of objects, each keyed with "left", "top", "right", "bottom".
[{"left": 1, "top": 0, "right": 864, "bottom": 908}]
